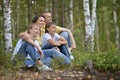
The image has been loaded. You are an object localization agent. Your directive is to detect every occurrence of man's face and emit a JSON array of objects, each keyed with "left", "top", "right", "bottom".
[{"left": 44, "top": 13, "right": 52, "bottom": 23}]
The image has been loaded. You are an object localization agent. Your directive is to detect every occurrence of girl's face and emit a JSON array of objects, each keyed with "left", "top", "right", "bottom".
[
  {"left": 47, "top": 24, "right": 56, "bottom": 35},
  {"left": 29, "top": 25, "right": 40, "bottom": 38},
  {"left": 36, "top": 17, "right": 45, "bottom": 27}
]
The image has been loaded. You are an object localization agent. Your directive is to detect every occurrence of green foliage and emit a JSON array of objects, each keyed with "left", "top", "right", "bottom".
[
  {"left": 51, "top": 57, "right": 70, "bottom": 70},
  {"left": 0, "top": 51, "right": 15, "bottom": 75},
  {"left": 72, "top": 49, "right": 120, "bottom": 72},
  {"left": 0, "top": 50, "right": 24, "bottom": 75}
]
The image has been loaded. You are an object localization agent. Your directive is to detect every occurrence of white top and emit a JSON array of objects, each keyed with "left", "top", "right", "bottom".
[{"left": 42, "top": 33, "right": 60, "bottom": 47}]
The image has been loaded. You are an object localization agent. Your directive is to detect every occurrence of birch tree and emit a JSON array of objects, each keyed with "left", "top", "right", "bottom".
[
  {"left": 69, "top": 0, "right": 74, "bottom": 31},
  {"left": 113, "top": 0, "right": 119, "bottom": 49},
  {"left": 3, "top": 0, "right": 12, "bottom": 53},
  {"left": 83, "top": 0, "right": 92, "bottom": 51},
  {"left": 83, "top": 0, "right": 97, "bottom": 52},
  {"left": 91, "top": 0, "right": 97, "bottom": 51}
]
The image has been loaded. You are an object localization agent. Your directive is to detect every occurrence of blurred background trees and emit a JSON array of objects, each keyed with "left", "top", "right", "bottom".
[{"left": 0, "top": 0, "right": 120, "bottom": 53}]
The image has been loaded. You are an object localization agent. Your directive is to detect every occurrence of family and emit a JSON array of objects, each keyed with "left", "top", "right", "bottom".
[{"left": 11, "top": 12, "right": 76, "bottom": 71}]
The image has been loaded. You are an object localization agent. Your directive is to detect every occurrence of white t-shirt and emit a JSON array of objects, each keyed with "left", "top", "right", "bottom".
[
  {"left": 12, "top": 38, "right": 39, "bottom": 59},
  {"left": 42, "top": 33, "right": 60, "bottom": 47}
]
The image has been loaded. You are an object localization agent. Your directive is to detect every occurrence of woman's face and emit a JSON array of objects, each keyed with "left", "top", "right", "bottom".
[
  {"left": 47, "top": 24, "right": 56, "bottom": 35},
  {"left": 36, "top": 17, "right": 45, "bottom": 27},
  {"left": 29, "top": 25, "right": 40, "bottom": 38}
]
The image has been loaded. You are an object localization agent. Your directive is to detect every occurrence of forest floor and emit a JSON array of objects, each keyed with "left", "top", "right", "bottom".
[{"left": 0, "top": 67, "right": 120, "bottom": 80}]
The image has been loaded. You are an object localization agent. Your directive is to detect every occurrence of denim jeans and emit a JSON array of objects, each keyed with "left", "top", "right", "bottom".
[
  {"left": 18, "top": 42, "right": 71, "bottom": 67},
  {"left": 28, "top": 48, "right": 71, "bottom": 66},
  {"left": 42, "top": 48, "right": 71, "bottom": 65},
  {"left": 60, "top": 31, "right": 71, "bottom": 47},
  {"left": 42, "top": 44, "right": 70, "bottom": 58},
  {"left": 17, "top": 41, "right": 41, "bottom": 67}
]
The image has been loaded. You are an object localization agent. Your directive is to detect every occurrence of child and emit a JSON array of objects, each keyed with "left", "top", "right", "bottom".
[
  {"left": 12, "top": 23, "right": 51, "bottom": 71},
  {"left": 42, "top": 22, "right": 71, "bottom": 58}
]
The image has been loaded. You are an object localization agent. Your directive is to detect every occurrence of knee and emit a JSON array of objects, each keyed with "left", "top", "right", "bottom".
[
  {"left": 60, "top": 31, "right": 69, "bottom": 38},
  {"left": 26, "top": 43, "right": 35, "bottom": 51}
]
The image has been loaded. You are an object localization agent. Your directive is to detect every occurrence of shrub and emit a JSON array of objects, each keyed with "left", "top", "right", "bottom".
[{"left": 72, "top": 48, "right": 120, "bottom": 72}]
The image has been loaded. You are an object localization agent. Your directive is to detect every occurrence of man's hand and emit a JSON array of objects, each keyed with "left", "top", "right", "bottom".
[{"left": 71, "top": 43, "right": 76, "bottom": 49}]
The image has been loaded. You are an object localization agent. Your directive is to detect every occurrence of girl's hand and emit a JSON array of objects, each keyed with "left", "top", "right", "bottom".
[
  {"left": 36, "top": 45, "right": 44, "bottom": 58},
  {"left": 53, "top": 47, "right": 60, "bottom": 51}
]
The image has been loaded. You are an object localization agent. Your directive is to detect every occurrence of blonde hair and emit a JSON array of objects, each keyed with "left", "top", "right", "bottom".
[{"left": 27, "top": 23, "right": 39, "bottom": 33}]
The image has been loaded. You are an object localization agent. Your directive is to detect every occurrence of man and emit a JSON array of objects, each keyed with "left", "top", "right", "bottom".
[
  {"left": 42, "top": 12, "right": 76, "bottom": 51},
  {"left": 12, "top": 15, "right": 71, "bottom": 68}
]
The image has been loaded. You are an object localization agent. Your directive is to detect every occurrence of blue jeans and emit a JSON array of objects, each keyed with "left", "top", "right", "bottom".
[
  {"left": 27, "top": 49, "right": 71, "bottom": 66},
  {"left": 42, "top": 44, "right": 70, "bottom": 58},
  {"left": 60, "top": 31, "right": 71, "bottom": 47},
  {"left": 42, "top": 48, "right": 71, "bottom": 65},
  {"left": 17, "top": 41, "right": 41, "bottom": 67},
  {"left": 18, "top": 42, "right": 71, "bottom": 67}
]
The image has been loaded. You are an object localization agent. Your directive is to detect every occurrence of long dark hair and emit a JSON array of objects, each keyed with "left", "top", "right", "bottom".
[
  {"left": 32, "top": 14, "right": 45, "bottom": 23},
  {"left": 45, "top": 22, "right": 55, "bottom": 33}
]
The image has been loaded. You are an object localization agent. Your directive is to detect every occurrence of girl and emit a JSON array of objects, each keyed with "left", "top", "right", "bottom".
[
  {"left": 42, "top": 22, "right": 70, "bottom": 58},
  {"left": 12, "top": 23, "right": 50, "bottom": 70}
]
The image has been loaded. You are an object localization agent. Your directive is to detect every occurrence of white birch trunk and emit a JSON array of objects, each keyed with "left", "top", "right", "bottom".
[
  {"left": 83, "top": 0, "right": 92, "bottom": 51},
  {"left": 3, "top": 0, "right": 12, "bottom": 53},
  {"left": 69, "top": 0, "right": 74, "bottom": 31},
  {"left": 91, "top": 0, "right": 97, "bottom": 51},
  {"left": 113, "top": 0, "right": 119, "bottom": 49}
]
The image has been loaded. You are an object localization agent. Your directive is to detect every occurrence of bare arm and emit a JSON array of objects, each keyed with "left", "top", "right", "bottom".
[
  {"left": 60, "top": 28, "right": 76, "bottom": 49},
  {"left": 19, "top": 32, "right": 44, "bottom": 57},
  {"left": 57, "top": 36, "right": 67, "bottom": 45},
  {"left": 47, "top": 39, "right": 61, "bottom": 46},
  {"left": 19, "top": 32, "right": 37, "bottom": 47},
  {"left": 47, "top": 36, "right": 67, "bottom": 46}
]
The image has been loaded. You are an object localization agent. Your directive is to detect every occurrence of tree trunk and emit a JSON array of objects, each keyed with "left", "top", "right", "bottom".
[
  {"left": 69, "top": 0, "right": 73, "bottom": 31},
  {"left": 52, "top": 0, "right": 57, "bottom": 23},
  {"left": 61, "top": 0, "right": 64, "bottom": 27},
  {"left": 91, "top": 0, "right": 97, "bottom": 52},
  {"left": 16, "top": 0, "right": 20, "bottom": 34},
  {"left": 45, "top": 0, "right": 48, "bottom": 11},
  {"left": 95, "top": 15, "right": 100, "bottom": 51},
  {"left": 83, "top": 0, "right": 92, "bottom": 51},
  {"left": 3, "top": 0, "right": 12, "bottom": 53},
  {"left": 28, "top": 0, "right": 32, "bottom": 24},
  {"left": 25, "top": 4, "right": 28, "bottom": 27},
  {"left": 113, "top": 0, "right": 119, "bottom": 49}
]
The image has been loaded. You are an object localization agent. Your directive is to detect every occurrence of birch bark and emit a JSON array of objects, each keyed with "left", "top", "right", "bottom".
[
  {"left": 3, "top": 0, "right": 12, "bottom": 53},
  {"left": 83, "top": 0, "right": 92, "bottom": 51},
  {"left": 113, "top": 0, "right": 119, "bottom": 49}
]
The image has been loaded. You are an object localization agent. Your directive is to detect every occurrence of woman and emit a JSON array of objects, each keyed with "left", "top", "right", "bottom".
[{"left": 17, "top": 15, "right": 71, "bottom": 67}]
